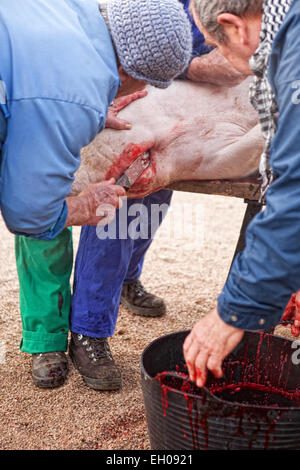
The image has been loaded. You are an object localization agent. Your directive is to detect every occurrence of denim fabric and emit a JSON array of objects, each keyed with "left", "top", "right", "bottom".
[{"left": 71, "top": 190, "right": 173, "bottom": 337}]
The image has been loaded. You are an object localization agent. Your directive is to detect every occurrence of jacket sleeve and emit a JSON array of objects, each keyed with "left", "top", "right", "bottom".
[
  {"left": 218, "top": 21, "right": 300, "bottom": 330},
  {"left": 0, "top": 98, "right": 104, "bottom": 240}
]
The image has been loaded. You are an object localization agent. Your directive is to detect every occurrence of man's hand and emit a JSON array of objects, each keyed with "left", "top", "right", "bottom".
[
  {"left": 183, "top": 307, "right": 244, "bottom": 387},
  {"left": 186, "top": 49, "right": 247, "bottom": 87},
  {"left": 65, "top": 179, "right": 126, "bottom": 227},
  {"left": 282, "top": 291, "right": 300, "bottom": 337},
  {"left": 105, "top": 90, "right": 148, "bottom": 130}
]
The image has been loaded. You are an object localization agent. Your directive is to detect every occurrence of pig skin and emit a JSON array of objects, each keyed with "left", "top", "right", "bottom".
[{"left": 72, "top": 78, "right": 263, "bottom": 198}]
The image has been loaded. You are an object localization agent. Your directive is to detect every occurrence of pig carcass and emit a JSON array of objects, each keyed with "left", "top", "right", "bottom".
[{"left": 72, "top": 77, "right": 263, "bottom": 198}]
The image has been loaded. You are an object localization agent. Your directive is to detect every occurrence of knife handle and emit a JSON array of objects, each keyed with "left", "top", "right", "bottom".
[{"left": 116, "top": 173, "right": 131, "bottom": 191}]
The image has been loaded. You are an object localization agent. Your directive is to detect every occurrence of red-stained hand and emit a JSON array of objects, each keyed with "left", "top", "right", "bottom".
[
  {"left": 105, "top": 90, "right": 148, "bottom": 130},
  {"left": 66, "top": 178, "right": 126, "bottom": 228},
  {"left": 183, "top": 307, "right": 244, "bottom": 388},
  {"left": 282, "top": 291, "right": 300, "bottom": 337}
]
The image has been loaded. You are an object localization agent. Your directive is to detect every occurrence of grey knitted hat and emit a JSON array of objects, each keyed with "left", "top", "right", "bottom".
[{"left": 107, "top": 0, "right": 193, "bottom": 89}]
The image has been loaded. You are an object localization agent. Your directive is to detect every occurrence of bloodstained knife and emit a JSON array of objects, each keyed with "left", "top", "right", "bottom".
[{"left": 116, "top": 151, "right": 150, "bottom": 190}]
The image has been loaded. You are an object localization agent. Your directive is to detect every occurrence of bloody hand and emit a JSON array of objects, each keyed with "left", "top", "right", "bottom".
[
  {"left": 282, "top": 291, "right": 300, "bottom": 337},
  {"left": 183, "top": 307, "right": 244, "bottom": 388},
  {"left": 105, "top": 90, "right": 148, "bottom": 130},
  {"left": 65, "top": 179, "right": 126, "bottom": 228}
]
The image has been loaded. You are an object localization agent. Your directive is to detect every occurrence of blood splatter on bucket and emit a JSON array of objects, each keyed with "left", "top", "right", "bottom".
[{"left": 140, "top": 331, "right": 300, "bottom": 450}]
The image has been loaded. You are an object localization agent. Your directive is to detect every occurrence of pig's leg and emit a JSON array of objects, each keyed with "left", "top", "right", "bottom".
[
  {"left": 195, "top": 124, "right": 264, "bottom": 180},
  {"left": 128, "top": 124, "right": 263, "bottom": 198}
]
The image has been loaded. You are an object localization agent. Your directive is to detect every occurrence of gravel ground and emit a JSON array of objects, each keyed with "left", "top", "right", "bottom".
[{"left": 0, "top": 191, "right": 294, "bottom": 450}]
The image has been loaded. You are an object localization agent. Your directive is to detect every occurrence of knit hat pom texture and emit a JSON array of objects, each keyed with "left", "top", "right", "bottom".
[{"left": 107, "top": 0, "right": 193, "bottom": 89}]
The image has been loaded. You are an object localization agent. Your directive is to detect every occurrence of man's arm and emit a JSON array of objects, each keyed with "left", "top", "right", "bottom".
[
  {"left": 186, "top": 49, "right": 246, "bottom": 86},
  {"left": 184, "top": 78, "right": 300, "bottom": 385},
  {"left": 0, "top": 99, "right": 126, "bottom": 240},
  {"left": 184, "top": 18, "right": 300, "bottom": 385},
  {"left": 184, "top": 75, "right": 300, "bottom": 385},
  {"left": 217, "top": 83, "right": 300, "bottom": 329}
]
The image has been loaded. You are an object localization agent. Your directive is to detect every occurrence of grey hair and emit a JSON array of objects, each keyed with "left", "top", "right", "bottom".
[{"left": 193, "top": 0, "right": 263, "bottom": 43}]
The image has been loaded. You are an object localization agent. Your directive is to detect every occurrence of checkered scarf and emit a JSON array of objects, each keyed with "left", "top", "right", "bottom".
[{"left": 249, "top": 0, "right": 293, "bottom": 202}]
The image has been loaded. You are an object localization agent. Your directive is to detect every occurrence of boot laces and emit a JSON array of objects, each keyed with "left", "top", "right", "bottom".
[
  {"left": 131, "top": 281, "right": 147, "bottom": 298},
  {"left": 78, "top": 335, "right": 112, "bottom": 362}
]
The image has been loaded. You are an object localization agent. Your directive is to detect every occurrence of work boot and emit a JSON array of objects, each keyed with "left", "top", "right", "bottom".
[
  {"left": 69, "top": 333, "right": 122, "bottom": 391},
  {"left": 121, "top": 280, "right": 166, "bottom": 317},
  {"left": 32, "top": 352, "right": 69, "bottom": 389}
]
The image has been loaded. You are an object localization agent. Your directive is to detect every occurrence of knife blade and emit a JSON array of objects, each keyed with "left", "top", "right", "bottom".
[{"left": 116, "top": 151, "right": 150, "bottom": 190}]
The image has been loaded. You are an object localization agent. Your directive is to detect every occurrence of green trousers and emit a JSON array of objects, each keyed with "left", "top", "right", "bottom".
[{"left": 15, "top": 228, "right": 73, "bottom": 354}]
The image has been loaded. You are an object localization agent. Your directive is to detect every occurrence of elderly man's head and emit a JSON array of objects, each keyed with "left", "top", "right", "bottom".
[
  {"left": 100, "top": 0, "right": 193, "bottom": 97},
  {"left": 191, "top": 0, "right": 263, "bottom": 75}
]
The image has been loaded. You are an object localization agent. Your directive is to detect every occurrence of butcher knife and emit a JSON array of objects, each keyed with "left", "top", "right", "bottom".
[{"left": 116, "top": 151, "right": 150, "bottom": 190}]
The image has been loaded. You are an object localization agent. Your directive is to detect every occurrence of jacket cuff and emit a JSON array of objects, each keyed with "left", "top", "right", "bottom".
[
  {"left": 12, "top": 202, "right": 68, "bottom": 241},
  {"left": 217, "top": 291, "right": 283, "bottom": 331}
]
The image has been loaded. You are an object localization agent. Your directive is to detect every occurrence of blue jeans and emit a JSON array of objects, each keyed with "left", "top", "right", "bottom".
[{"left": 70, "top": 190, "right": 173, "bottom": 337}]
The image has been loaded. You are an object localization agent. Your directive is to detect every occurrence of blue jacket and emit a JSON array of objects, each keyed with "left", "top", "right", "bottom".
[
  {"left": 218, "top": 0, "right": 300, "bottom": 330},
  {"left": 0, "top": 0, "right": 119, "bottom": 240}
]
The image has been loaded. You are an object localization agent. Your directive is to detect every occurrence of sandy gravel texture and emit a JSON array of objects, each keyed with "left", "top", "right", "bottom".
[{"left": 0, "top": 191, "right": 295, "bottom": 450}]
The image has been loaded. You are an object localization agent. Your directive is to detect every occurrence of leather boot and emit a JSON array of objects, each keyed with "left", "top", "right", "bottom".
[
  {"left": 32, "top": 351, "right": 69, "bottom": 388},
  {"left": 121, "top": 280, "right": 166, "bottom": 317},
  {"left": 69, "top": 333, "right": 122, "bottom": 391}
]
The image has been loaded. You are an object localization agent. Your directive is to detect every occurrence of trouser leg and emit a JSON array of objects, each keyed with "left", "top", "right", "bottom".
[
  {"left": 124, "top": 189, "right": 173, "bottom": 283},
  {"left": 71, "top": 191, "right": 173, "bottom": 337},
  {"left": 70, "top": 200, "right": 142, "bottom": 338},
  {"left": 15, "top": 228, "right": 73, "bottom": 353}
]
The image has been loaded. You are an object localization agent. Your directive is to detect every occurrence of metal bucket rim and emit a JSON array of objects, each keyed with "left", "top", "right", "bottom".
[{"left": 141, "top": 330, "right": 300, "bottom": 412}]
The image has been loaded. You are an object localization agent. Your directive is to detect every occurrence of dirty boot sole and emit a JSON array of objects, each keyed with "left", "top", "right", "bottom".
[
  {"left": 82, "top": 375, "right": 122, "bottom": 391},
  {"left": 32, "top": 368, "right": 69, "bottom": 388},
  {"left": 32, "top": 373, "right": 68, "bottom": 389},
  {"left": 69, "top": 349, "right": 122, "bottom": 391},
  {"left": 120, "top": 297, "right": 166, "bottom": 318}
]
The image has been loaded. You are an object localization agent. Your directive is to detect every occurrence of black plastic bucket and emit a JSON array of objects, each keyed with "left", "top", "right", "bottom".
[{"left": 141, "top": 331, "right": 300, "bottom": 450}]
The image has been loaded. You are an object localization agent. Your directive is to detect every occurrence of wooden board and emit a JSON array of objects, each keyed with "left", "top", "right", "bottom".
[{"left": 167, "top": 178, "right": 261, "bottom": 201}]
